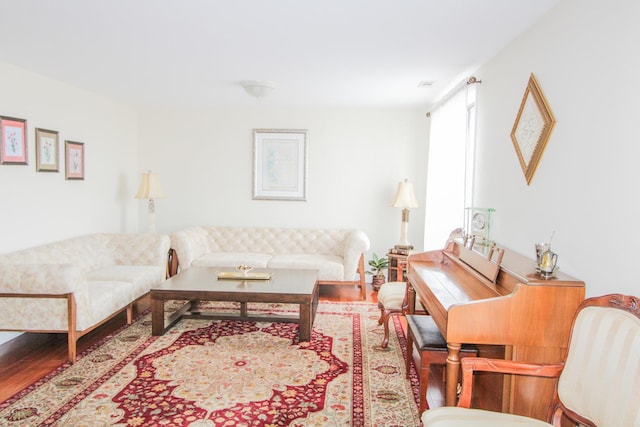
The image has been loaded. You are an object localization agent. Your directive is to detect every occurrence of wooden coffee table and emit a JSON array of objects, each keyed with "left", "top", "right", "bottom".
[{"left": 150, "top": 267, "right": 319, "bottom": 341}]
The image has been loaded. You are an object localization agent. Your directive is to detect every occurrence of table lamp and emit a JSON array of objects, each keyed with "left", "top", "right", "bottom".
[
  {"left": 135, "top": 171, "right": 166, "bottom": 233},
  {"left": 392, "top": 179, "right": 418, "bottom": 250}
]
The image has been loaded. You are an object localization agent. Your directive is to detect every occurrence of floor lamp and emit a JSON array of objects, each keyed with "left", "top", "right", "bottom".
[
  {"left": 392, "top": 179, "right": 418, "bottom": 251},
  {"left": 135, "top": 171, "right": 166, "bottom": 233}
]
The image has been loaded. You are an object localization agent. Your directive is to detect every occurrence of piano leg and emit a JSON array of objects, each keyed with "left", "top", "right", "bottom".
[
  {"left": 445, "top": 343, "right": 462, "bottom": 406},
  {"left": 407, "top": 282, "right": 416, "bottom": 314}
]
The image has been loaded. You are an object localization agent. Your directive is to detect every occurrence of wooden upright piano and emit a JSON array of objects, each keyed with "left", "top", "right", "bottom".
[{"left": 407, "top": 233, "right": 585, "bottom": 421}]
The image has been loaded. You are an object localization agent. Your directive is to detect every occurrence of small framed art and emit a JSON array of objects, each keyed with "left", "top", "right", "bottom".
[
  {"left": 252, "top": 129, "right": 308, "bottom": 201},
  {"left": 35, "top": 128, "right": 59, "bottom": 172},
  {"left": 0, "top": 116, "right": 28, "bottom": 165},
  {"left": 510, "top": 73, "right": 556, "bottom": 185},
  {"left": 65, "top": 140, "right": 85, "bottom": 180}
]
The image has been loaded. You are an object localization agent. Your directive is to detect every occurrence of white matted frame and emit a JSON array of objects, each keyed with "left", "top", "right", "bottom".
[{"left": 253, "top": 129, "right": 308, "bottom": 201}]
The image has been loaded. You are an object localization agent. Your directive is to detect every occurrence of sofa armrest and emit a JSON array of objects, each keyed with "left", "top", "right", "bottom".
[
  {"left": 343, "top": 230, "right": 371, "bottom": 281},
  {"left": 169, "top": 226, "right": 211, "bottom": 272},
  {"left": 0, "top": 264, "right": 86, "bottom": 295},
  {"left": 104, "top": 233, "right": 171, "bottom": 267}
]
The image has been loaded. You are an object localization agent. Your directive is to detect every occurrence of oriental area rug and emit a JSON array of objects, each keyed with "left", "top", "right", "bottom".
[{"left": 0, "top": 302, "right": 422, "bottom": 427}]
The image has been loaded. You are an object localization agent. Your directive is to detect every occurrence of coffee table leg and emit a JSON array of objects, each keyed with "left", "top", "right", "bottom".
[
  {"left": 311, "top": 286, "right": 319, "bottom": 322},
  {"left": 299, "top": 302, "right": 311, "bottom": 341},
  {"left": 240, "top": 302, "right": 247, "bottom": 318},
  {"left": 151, "top": 295, "right": 165, "bottom": 336},
  {"left": 300, "top": 283, "right": 319, "bottom": 342}
]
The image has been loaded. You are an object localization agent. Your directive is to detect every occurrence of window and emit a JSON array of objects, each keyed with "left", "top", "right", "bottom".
[{"left": 423, "top": 81, "right": 477, "bottom": 250}]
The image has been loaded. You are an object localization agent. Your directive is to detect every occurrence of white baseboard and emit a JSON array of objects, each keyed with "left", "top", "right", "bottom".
[{"left": 0, "top": 332, "right": 21, "bottom": 346}]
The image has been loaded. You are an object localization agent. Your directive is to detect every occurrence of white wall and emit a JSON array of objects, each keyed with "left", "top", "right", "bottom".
[
  {"left": 0, "top": 62, "right": 140, "bottom": 344},
  {"left": 0, "top": 62, "right": 140, "bottom": 253},
  {"left": 0, "top": 66, "right": 427, "bottom": 346},
  {"left": 137, "top": 107, "right": 428, "bottom": 259},
  {"left": 473, "top": 0, "right": 640, "bottom": 297}
]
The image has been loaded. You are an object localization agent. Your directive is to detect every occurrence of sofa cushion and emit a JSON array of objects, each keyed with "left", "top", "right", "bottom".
[
  {"left": 0, "top": 235, "right": 111, "bottom": 272},
  {"left": 191, "top": 252, "right": 272, "bottom": 268},
  {"left": 87, "top": 266, "right": 165, "bottom": 301},
  {"left": 86, "top": 281, "right": 138, "bottom": 328},
  {"left": 267, "top": 254, "right": 343, "bottom": 281},
  {"left": 202, "top": 227, "right": 348, "bottom": 255}
]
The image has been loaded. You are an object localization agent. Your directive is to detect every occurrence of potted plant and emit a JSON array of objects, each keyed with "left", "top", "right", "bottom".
[{"left": 367, "top": 253, "right": 389, "bottom": 291}]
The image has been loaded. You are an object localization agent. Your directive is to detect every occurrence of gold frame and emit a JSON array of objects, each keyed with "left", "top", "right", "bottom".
[
  {"left": 35, "top": 128, "right": 59, "bottom": 172},
  {"left": 510, "top": 73, "right": 556, "bottom": 185}
]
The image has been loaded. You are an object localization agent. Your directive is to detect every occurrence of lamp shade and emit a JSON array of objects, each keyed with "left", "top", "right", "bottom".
[
  {"left": 134, "top": 171, "right": 166, "bottom": 199},
  {"left": 392, "top": 179, "right": 418, "bottom": 209}
]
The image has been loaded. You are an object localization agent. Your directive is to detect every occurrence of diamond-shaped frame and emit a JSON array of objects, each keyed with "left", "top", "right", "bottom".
[{"left": 510, "top": 73, "right": 556, "bottom": 185}]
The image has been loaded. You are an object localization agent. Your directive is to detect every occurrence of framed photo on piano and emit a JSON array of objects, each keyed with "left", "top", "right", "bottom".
[{"left": 510, "top": 73, "right": 556, "bottom": 185}]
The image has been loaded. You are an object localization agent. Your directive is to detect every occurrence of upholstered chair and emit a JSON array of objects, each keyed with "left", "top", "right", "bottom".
[
  {"left": 377, "top": 281, "right": 409, "bottom": 348},
  {"left": 421, "top": 294, "right": 640, "bottom": 426}
]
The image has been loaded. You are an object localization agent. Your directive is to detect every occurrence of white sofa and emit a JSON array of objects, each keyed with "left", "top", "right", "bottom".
[
  {"left": 169, "top": 226, "right": 371, "bottom": 299},
  {"left": 0, "top": 233, "right": 170, "bottom": 362}
]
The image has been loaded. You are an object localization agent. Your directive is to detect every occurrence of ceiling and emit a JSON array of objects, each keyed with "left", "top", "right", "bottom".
[{"left": 0, "top": 0, "right": 560, "bottom": 109}]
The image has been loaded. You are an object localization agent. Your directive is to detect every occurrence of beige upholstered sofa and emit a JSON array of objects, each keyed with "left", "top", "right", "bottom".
[
  {"left": 169, "top": 226, "right": 371, "bottom": 299},
  {"left": 0, "top": 233, "right": 170, "bottom": 362}
]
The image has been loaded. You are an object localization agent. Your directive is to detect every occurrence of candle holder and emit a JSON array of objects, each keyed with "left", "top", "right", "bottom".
[
  {"left": 535, "top": 243, "right": 550, "bottom": 268},
  {"left": 539, "top": 250, "right": 558, "bottom": 279},
  {"left": 236, "top": 265, "right": 253, "bottom": 276}
]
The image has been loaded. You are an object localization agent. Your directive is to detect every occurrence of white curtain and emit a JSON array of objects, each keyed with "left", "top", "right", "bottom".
[{"left": 424, "top": 88, "right": 469, "bottom": 250}]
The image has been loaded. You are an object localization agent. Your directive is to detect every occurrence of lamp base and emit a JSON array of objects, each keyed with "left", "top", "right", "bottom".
[{"left": 396, "top": 215, "right": 413, "bottom": 254}]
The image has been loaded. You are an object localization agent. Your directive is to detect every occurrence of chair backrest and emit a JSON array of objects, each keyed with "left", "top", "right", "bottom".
[{"left": 557, "top": 294, "right": 640, "bottom": 426}]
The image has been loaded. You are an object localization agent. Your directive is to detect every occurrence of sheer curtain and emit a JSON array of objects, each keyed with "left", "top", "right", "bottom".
[{"left": 423, "top": 83, "right": 477, "bottom": 250}]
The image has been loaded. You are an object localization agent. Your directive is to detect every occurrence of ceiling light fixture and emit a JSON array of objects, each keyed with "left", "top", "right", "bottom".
[{"left": 240, "top": 80, "right": 276, "bottom": 98}]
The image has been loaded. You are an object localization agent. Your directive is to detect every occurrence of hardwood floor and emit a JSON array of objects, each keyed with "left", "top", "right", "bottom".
[{"left": 0, "top": 283, "right": 381, "bottom": 403}]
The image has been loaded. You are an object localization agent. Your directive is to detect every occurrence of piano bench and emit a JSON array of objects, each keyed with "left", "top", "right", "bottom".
[
  {"left": 376, "top": 281, "right": 408, "bottom": 348},
  {"left": 405, "top": 314, "right": 478, "bottom": 413}
]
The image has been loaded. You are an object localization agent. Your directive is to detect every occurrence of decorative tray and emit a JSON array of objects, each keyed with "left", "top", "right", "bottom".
[{"left": 216, "top": 271, "right": 272, "bottom": 280}]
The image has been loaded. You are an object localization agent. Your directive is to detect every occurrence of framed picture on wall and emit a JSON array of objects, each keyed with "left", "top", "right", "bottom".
[
  {"left": 510, "top": 73, "right": 556, "bottom": 185},
  {"left": 35, "top": 128, "right": 59, "bottom": 172},
  {"left": 65, "top": 140, "right": 85, "bottom": 180},
  {"left": 0, "top": 116, "right": 28, "bottom": 165},
  {"left": 252, "top": 129, "right": 308, "bottom": 201}
]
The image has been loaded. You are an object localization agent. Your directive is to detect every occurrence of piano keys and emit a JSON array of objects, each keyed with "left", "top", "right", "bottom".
[{"left": 407, "top": 233, "right": 585, "bottom": 420}]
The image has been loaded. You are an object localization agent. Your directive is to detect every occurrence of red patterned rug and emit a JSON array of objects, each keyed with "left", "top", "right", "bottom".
[{"left": 0, "top": 302, "right": 421, "bottom": 426}]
